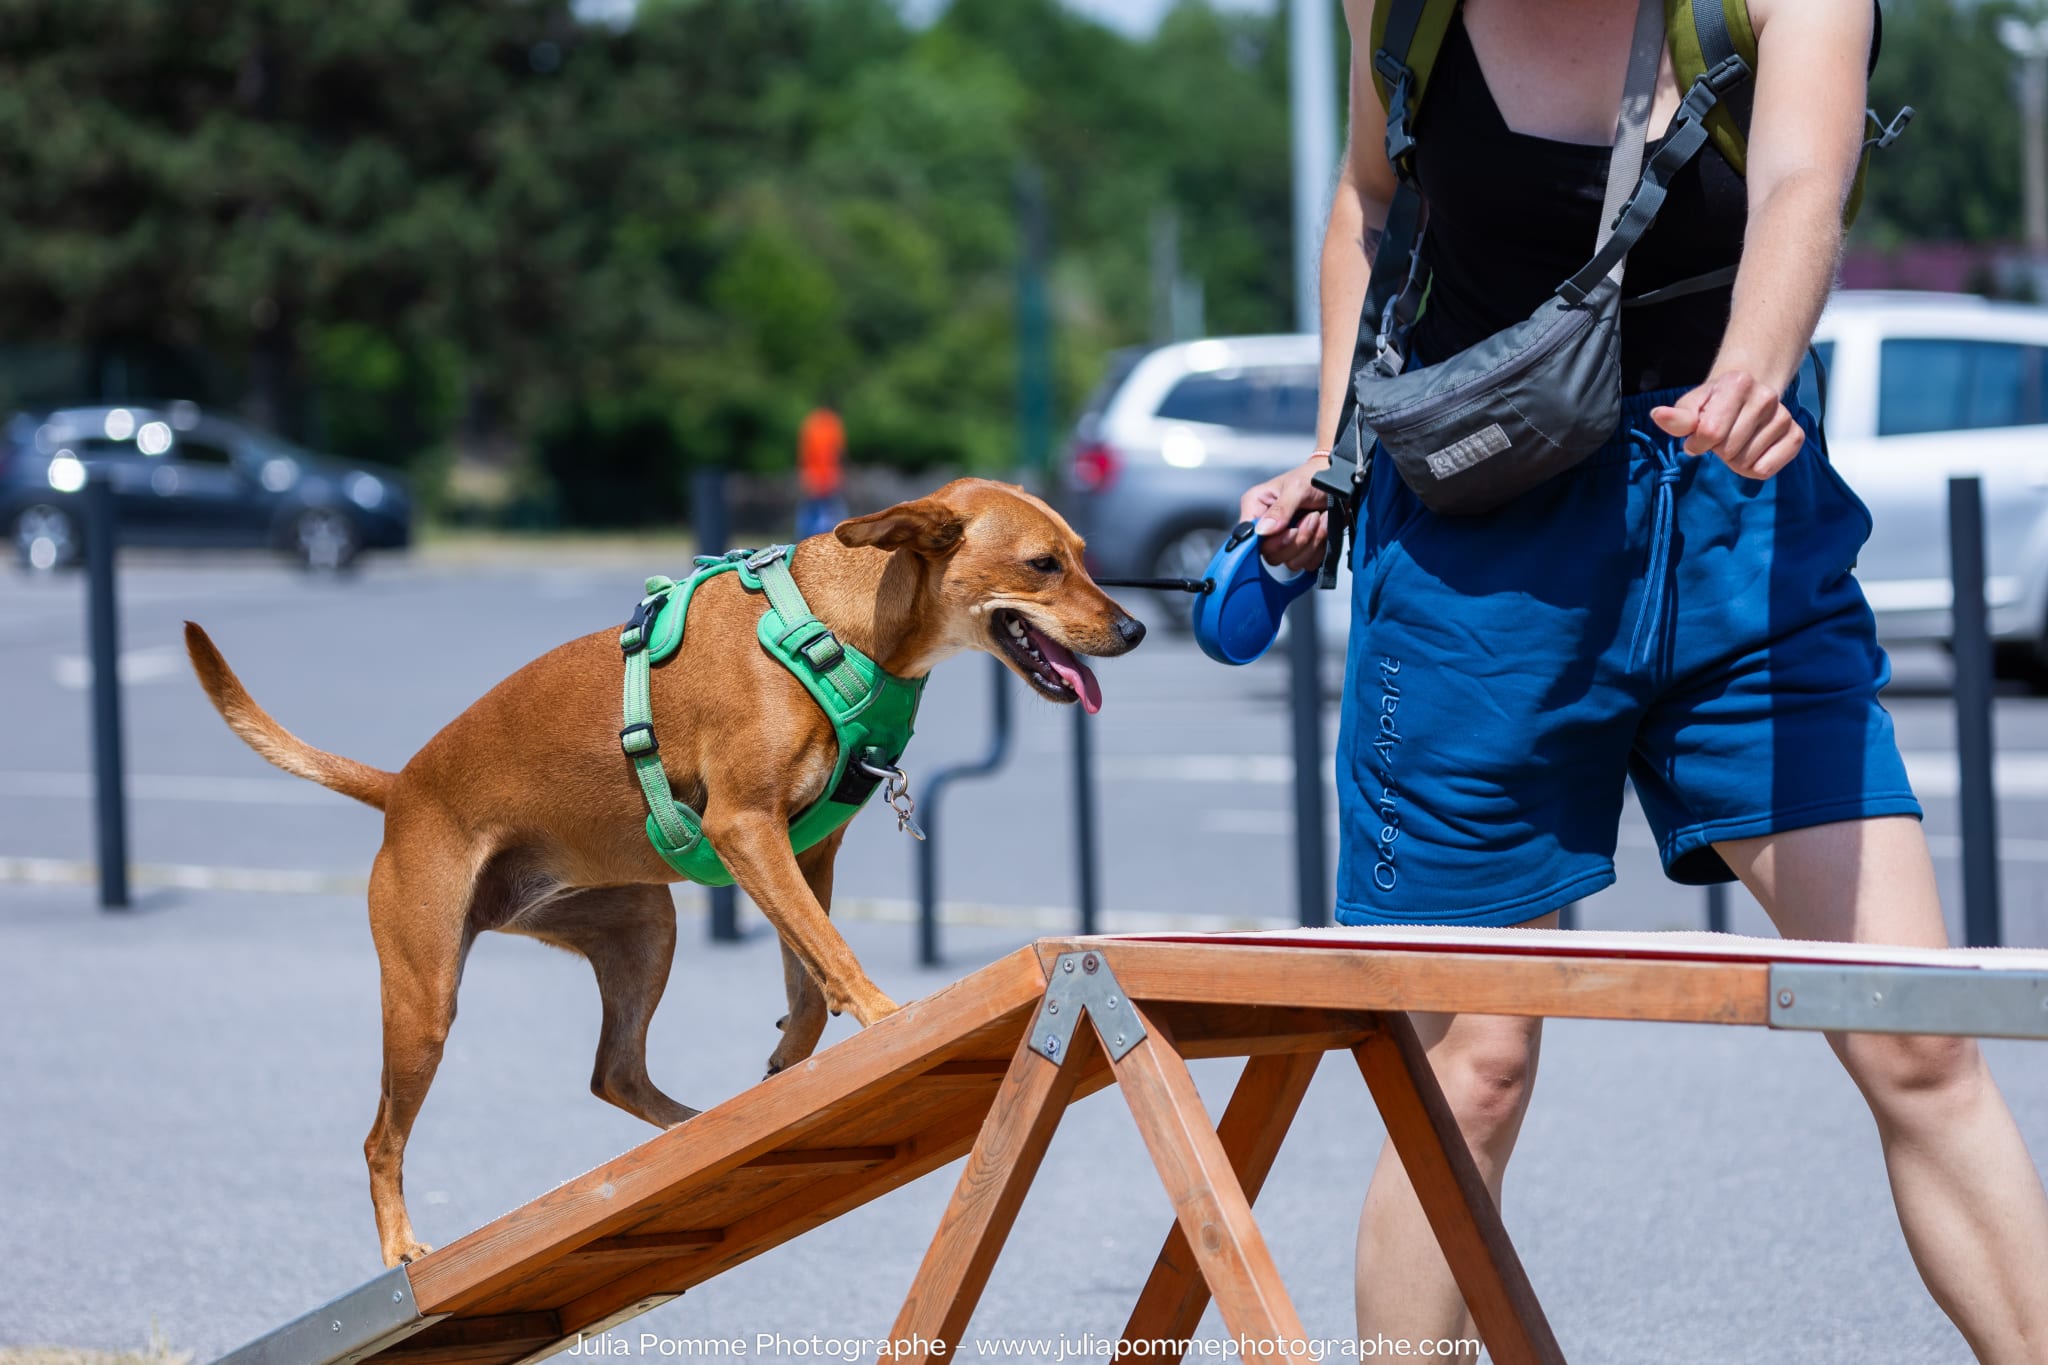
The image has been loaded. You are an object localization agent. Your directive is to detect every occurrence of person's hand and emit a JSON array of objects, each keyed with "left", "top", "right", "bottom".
[
  {"left": 1238, "top": 455, "right": 1332, "bottom": 572},
  {"left": 1650, "top": 369, "right": 1805, "bottom": 479}
]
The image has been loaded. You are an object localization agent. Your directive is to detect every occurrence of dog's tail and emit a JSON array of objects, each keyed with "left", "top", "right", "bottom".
[{"left": 183, "top": 621, "right": 394, "bottom": 812}]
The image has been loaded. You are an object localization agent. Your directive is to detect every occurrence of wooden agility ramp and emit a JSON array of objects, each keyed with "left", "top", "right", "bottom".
[{"left": 218, "top": 927, "right": 2048, "bottom": 1365}]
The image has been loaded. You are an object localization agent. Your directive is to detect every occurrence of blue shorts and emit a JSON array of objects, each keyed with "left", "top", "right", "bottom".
[{"left": 1334, "top": 383, "right": 1922, "bottom": 928}]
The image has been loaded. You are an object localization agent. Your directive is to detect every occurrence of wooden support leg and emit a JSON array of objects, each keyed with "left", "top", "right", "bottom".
[
  {"left": 1111, "top": 1006, "right": 1312, "bottom": 1359},
  {"left": 887, "top": 1021, "right": 1102, "bottom": 1361},
  {"left": 1351, "top": 1014, "right": 1564, "bottom": 1365},
  {"left": 1121, "top": 1050, "right": 1322, "bottom": 1353}
]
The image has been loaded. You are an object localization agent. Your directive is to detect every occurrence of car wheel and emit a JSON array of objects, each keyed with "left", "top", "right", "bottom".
[
  {"left": 1147, "top": 523, "right": 1231, "bottom": 634},
  {"left": 12, "top": 503, "right": 80, "bottom": 571},
  {"left": 293, "top": 508, "right": 360, "bottom": 572}
]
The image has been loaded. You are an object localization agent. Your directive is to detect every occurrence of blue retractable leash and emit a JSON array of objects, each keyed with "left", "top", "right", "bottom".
[{"left": 1097, "top": 515, "right": 1315, "bottom": 666}]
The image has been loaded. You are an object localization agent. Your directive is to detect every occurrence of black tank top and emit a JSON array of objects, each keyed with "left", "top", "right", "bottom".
[{"left": 1406, "top": 13, "right": 1748, "bottom": 393}]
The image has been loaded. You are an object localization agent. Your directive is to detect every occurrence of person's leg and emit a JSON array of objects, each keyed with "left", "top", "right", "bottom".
[
  {"left": 1356, "top": 914, "right": 1558, "bottom": 1363},
  {"left": 1717, "top": 816, "right": 2048, "bottom": 1363}
]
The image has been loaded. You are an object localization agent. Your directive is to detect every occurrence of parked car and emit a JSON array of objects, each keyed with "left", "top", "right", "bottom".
[
  {"left": 1812, "top": 292, "right": 2048, "bottom": 679},
  {"left": 1059, "top": 335, "right": 1327, "bottom": 631},
  {"left": 2, "top": 402, "right": 411, "bottom": 571}
]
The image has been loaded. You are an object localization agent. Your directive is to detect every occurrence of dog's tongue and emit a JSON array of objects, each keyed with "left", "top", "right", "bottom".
[{"left": 1027, "top": 624, "right": 1103, "bottom": 714}]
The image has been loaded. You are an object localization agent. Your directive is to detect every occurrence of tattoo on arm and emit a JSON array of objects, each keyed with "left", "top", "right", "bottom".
[{"left": 1362, "top": 227, "right": 1383, "bottom": 265}]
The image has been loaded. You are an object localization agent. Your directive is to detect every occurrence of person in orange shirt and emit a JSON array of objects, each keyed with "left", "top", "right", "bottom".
[{"left": 797, "top": 406, "right": 848, "bottom": 539}]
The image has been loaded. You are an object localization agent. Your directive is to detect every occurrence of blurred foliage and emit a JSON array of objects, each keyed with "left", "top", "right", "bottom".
[
  {"left": 1858, "top": 0, "right": 2025, "bottom": 246},
  {"left": 0, "top": 0, "right": 2030, "bottom": 523},
  {"left": 0, "top": 0, "right": 1294, "bottom": 522}
]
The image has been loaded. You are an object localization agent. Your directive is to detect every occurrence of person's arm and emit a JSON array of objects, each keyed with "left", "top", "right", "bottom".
[
  {"left": 1241, "top": 0, "right": 1399, "bottom": 570},
  {"left": 1649, "top": 0, "right": 1871, "bottom": 477}
]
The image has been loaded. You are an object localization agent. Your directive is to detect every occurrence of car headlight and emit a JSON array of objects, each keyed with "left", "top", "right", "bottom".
[{"left": 347, "top": 473, "right": 385, "bottom": 510}]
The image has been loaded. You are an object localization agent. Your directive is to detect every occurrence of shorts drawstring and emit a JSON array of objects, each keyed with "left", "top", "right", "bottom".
[{"left": 1628, "top": 430, "right": 1682, "bottom": 672}]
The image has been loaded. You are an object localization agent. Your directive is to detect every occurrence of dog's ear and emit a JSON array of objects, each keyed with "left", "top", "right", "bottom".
[{"left": 835, "top": 497, "right": 965, "bottom": 556}]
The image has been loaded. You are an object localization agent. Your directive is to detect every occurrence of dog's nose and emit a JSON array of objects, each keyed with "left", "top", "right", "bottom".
[{"left": 1114, "top": 614, "right": 1146, "bottom": 648}]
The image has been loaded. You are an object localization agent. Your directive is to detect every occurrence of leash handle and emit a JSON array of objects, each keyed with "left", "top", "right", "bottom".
[{"left": 1098, "top": 508, "right": 1320, "bottom": 595}]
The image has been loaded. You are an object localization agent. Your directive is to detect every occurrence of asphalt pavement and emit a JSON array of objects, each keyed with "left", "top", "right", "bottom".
[{"left": 3, "top": 549, "right": 2046, "bottom": 1362}]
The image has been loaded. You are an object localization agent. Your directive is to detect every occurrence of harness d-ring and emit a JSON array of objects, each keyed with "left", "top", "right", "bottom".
[{"left": 858, "top": 757, "right": 926, "bottom": 841}]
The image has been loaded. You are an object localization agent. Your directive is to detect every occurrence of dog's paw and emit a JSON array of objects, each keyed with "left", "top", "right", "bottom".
[{"left": 386, "top": 1240, "right": 433, "bottom": 1267}]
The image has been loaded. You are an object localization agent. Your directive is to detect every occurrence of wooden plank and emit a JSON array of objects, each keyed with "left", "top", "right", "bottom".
[
  {"left": 1073, "top": 941, "right": 1767, "bottom": 1026},
  {"left": 565, "top": 1230, "right": 723, "bottom": 1265},
  {"left": 1122, "top": 1049, "right": 1323, "bottom": 1353},
  {"left": 406, "top": 947, "right": 1050, "bottom": 1315},
  {"left": 922, "top": 1059, "right": 1014, "bottom": 1079},
  {"left": 456, "top": 1080, "right": 1007, "bottom": 1317},
  {"left": 887, "top": 1021, "right": 1102, "bottom": 1361},
  {"left": 745, "top": 1145, "right": 896, "bottom": 1170},
  {"left": 1143, "top": 1002, "right": 1379, "bottom": 1059},
  {"left": 382, "top": 1311, "right": 562, "bottom": 1364},
  {"left": 1351, "top": 1016, "right": 1563, "bottom": 1365},
  {"left": 551, "top": 1101, "right": 1010, "bottom": 1333},
  {"left": 1109, "top": 1004, "right": 1312, "bottom": 1358}
]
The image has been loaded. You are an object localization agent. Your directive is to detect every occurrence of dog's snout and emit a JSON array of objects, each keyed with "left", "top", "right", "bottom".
[{"left": 1113, "top": 614, "right": 1146, "bottom": 649}]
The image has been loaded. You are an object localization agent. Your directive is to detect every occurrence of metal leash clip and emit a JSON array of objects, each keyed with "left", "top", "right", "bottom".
[{"left": 859, "top": 758, "right": 926, "bottom": 841}]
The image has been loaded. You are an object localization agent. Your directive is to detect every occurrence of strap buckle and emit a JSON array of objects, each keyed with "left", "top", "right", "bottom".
[
  {"left": 1865, "top": 105, "right": 1913, "bottom": 152},
  {"left": 1375, "top": 56, "right": 1419, "bottom": 174},
  {"left": 745, "top": 545, "right": 787, "bottom": 572},
  {"left": 778, "top": 617, "right": 846, "bottom": 672},
  {"left": 798, "top": 629, "right": 845, "bottom": 672},
  {"left": 619, "top": 722, "right": 658, "bottom": 757},
  {"left": 620, "top": 597, "right": 657, "bottom": 655},
  {"left": 1700, "top": 53, "right": 1751, "bottom": 96}
]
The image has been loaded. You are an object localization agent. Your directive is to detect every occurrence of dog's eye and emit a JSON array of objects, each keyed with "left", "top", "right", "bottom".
[{"left": 1028, "top": 555, "right": 1062, "bottom": 574}]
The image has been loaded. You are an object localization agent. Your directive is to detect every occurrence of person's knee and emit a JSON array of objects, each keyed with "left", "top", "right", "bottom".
[
  {"left": 1432, "top": 1022, "right": 1541, "bottom": 1155},
  {"left": 1834, "top": 1030, "right": 1986, "bottom": 1124}
]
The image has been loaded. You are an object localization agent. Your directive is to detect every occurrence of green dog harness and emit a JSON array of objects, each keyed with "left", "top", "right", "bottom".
[{"left": 619, "top": 544, "right": 927, "bottom": 886}]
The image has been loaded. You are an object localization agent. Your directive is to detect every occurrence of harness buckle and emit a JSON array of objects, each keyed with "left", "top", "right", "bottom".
[
  {"left": 620, "top": 597, "right": 657, "bottom": 655},
  {"left": 745, "top": 545, "right": 787, "bottom": 572},
  {"left": 798, "top": 629, "right": 845, "bottom": 672},
  {"left": 619, "top": 722, "right": 658, "bottom": 757}
]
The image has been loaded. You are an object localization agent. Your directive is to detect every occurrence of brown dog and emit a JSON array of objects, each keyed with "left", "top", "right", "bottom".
[{"left": 184, "top": 478, "right": 1144, "bottom": 1268}]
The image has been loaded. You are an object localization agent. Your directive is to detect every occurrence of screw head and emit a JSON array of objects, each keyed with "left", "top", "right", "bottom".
[
  {"left": 1044, "top": 1035, "right": 1060, "bottom": 1055},
  {"left": 1062, "top": 959, "right": 1075, "bottom": 973},
  {"left": 1106, "top": 995, "right": 1119, "bottom": 1009},
  {"left": 1082, "top": 953, "right": 1100, "bottom": 974},
  {"left": 1116, "top": 1034, "right": 1127, "bottom": 1047},
  {"left": 332, "top": 1322, "right": 342, "bottom": 1333},
  {"left": 1872, "top": 990, "right": 1884, "bottom": 1004},
  {"left": 393, "top": 1290, "right": 403, "bottom": 1303},
  {"left": 1777, "top": 989, "right": 1795, "bottom": 1008},
  {"left": 1047, "top": 1001, "right": 1059, "bottom": 1015}
]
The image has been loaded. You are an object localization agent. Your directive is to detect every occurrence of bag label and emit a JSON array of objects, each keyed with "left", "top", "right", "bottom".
[{"left": 1425, "top": 423, "right": 1511, "bottom": 480}]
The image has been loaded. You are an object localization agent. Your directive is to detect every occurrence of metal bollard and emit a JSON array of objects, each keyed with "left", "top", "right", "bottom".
[
  {"left": 1072, "top": 704, "right": 1099, "bottom": 938},
  {"left": 1948, "top": 476, "right": 2002, "bottom": 947},
  {"left": 693, "top": 466, "right": 741, "bottom": 943},
  {"left": 914, "top": 657, "right": 1014, "bottom": 966},
  {"left": 84, "top": 476, "right": 129, "bottom": 909},
  {"left": 1286, "top": 589, "right": 1329, "bottom": 927}
]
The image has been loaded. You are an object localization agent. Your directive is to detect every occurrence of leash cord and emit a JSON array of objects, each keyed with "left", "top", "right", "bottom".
[{"left": 1095, "top": 576, "right": 1214, "bottom": 593}]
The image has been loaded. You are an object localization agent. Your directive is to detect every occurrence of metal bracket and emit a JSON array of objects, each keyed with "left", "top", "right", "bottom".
[
  {"left": 213, "top": 1265, "right": 442, "bottom": 1365},
  {"left": 1768, "top": 964, "right": 2048, "bottom": 1041},
  {"left": 1029, "top": 950, "right": 1146, "bottom": 1064}
]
